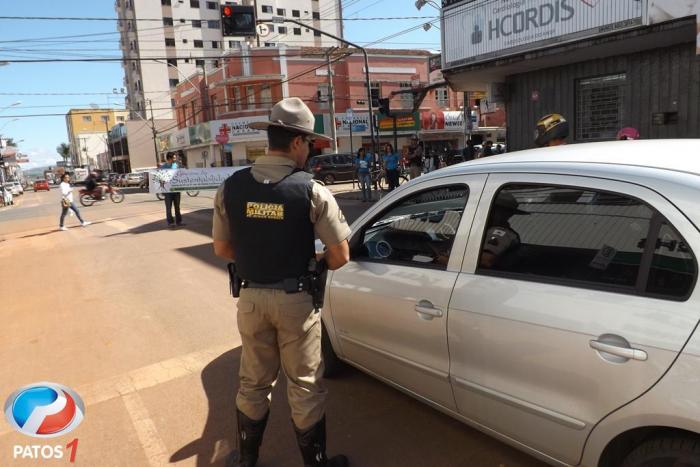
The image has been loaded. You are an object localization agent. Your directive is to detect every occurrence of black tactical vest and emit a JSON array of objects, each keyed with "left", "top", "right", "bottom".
[{"left": 223, "top": 167, "right": 315, "bottom": 284}]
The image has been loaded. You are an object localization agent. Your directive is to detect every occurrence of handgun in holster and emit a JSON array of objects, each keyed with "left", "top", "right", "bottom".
[
  {"left": 228, "top": 263, "right": 242, "bottom": 298},
  {"left": 307, "top": 258, "right": 328, "bottom": 312}
]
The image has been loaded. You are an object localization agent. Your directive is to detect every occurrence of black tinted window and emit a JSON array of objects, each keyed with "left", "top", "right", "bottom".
[
  {"left": 478, "top": 184, "right": 696, "bottom": 299},
  {"left": 355, "top": 186, "right": 469, "bottom": 269}
]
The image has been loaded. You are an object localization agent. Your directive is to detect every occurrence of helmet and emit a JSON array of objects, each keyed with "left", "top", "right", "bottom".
[
  {"left": 617, "top": 127, "right": 640, "bottom": 140},
  {"left": 534, "top": 114, "right": 569, "bottom": 147}
]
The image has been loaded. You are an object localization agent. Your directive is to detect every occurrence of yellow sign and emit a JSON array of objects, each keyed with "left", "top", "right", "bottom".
[{"left": 246, "top": 202, "right": 284, "bottom": 220}]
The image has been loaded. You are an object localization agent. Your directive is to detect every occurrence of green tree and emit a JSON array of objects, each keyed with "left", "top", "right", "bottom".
[{"left": 56, "top": 142, "right": 71, "bottom": 165}]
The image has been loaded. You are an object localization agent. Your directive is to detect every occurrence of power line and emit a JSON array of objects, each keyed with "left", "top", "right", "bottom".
[{"left": 0, "top": 15, "right": 435, "bottom": 22}]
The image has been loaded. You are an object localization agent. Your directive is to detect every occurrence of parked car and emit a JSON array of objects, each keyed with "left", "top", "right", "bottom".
[
  {"left": 107, "top": 173, "right": 119, "bottom": 185},
  {"left": 123, "top": 172, "right": 144, "bottom": 187},
  {"left": 0, "top": 185, "right": 12, "bottom": 206},
  {"left": 11, "top": 181, "right": 23, "bottom": 195},
  {"left": 33, "top": 179, "right": 50, "bottom": 192},
  {"left": 116, "top": 174, "right": 127, "bottom": 187},
  {"left": 307, "top": 153, "right": 357, "bottom": 185},
  {"left": 5, "top": 183, "right": 20, "bottom": 196},
  {"left": 321, "top": 140, "right": 700, "bottom": 467}
]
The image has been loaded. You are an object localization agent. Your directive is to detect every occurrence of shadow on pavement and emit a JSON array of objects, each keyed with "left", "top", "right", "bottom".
[
  {"left": 176, "top": 242, "right": 229, "bottom": 270},
  {"left": 169, "top": 349, "right": 545, "bottom": 467},
  {"left": 102, "top": 209, "right": 213, "bottom": 238}
]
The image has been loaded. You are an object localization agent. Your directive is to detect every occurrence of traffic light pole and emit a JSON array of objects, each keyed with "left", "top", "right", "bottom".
[{"left": 268, "top": 17, "right": 377, "bottom": 156}]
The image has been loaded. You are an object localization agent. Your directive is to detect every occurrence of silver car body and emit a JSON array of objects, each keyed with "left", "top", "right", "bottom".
[{"left": 323, "top": 140, "right": 700, "bottom": 467}]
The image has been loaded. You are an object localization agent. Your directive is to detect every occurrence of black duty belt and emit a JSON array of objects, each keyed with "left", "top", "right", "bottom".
[{"left": 242, "top": 277, "right": 309, "bottom": 293}]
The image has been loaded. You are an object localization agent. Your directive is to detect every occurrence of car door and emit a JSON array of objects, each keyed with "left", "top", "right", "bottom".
[
  {"left": 448, "top": 173, "right": 700, "bottom": 465},
  {"left": 328, "top": 174, "right": 487, "bottom": 409},
  {"left": 332, "top": 154, "right": 353, "bottom": 181}
]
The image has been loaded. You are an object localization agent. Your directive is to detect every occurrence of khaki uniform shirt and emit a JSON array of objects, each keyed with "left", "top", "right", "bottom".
[{"left": 212, "top": 156, "right": 351, "bottom": 247}]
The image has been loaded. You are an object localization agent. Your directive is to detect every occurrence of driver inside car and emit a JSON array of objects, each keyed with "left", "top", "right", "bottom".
[{"left": 480, "top": 192, "right": 529, "bottom": 269}]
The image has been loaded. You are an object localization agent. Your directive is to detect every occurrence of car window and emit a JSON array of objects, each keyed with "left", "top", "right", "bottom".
[
  {"left": 331, "top": 155, "right": 344, "bottom": 165},
  {"left": 354, "top": 185, "right": 469, "bottom": 270},
  {"left": 477, "top": 184, "right": 697, "bottom": 299}
]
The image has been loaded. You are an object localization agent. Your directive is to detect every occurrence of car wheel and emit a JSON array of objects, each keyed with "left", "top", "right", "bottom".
[
  {"left": 622, "top": 435, "right": 700, "bottom": 467},
  {"left": 323, "top": 174, "right": 335, "bottom": 185},
  {"left": 322, "top": 320, "right": 344, "bottom": 378}
]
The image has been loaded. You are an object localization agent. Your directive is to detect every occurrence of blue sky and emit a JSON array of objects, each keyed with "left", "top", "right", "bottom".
[{"left": 0, "top": 0, "right": 439, "bottom": 168}]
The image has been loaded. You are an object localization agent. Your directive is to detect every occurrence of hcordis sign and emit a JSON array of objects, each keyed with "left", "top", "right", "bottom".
[{"left": 442, "top": 0, "right": 645, "bottom": 68}]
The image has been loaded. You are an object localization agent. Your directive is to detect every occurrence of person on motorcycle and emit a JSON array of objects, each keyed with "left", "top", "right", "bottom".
[
  {"left": 85, "top": 171, "right": 106, "bottom": 200},
  {"left": 534, "top": 114, "right": 569, "bottom": 148}
]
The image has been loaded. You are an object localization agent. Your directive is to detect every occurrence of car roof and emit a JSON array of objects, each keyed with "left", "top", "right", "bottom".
[{"left": 440, "top": 140, "right": 700, "bottom": 177}]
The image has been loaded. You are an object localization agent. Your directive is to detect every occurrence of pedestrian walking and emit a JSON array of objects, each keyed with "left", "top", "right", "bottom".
[
  {"left": 382, "top": 143, "right": 400, "bottom": 191},
  {"left": 355, "top": 147, "right": 373, "bottom": 202},
  {"left": 212, "top": 97, "right": 351, "bottom": 467},
  {"left": 407, "top": 138, "right": 424, "bottom": 179},
  {"left": 161, "top": 153, "right": 184, "bottom": 227},
  {"left": 59, "top": 174, "right": 90, "bottom": 231}
]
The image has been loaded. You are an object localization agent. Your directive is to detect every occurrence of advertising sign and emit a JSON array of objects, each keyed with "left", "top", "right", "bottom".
[
  {"left": 149, "top": 167, "right": 247, "bottom": 193},
  {"left": 420, "top": 111, "right": 465, "bottom": 131},
  {"left": 209, "top": 115, "right": 268, "bottom": 142},
  {"left": 376, "top": 113, "right": 420, "bottom": 132},
  {"left": 331, "top": 112, "right": 372, "bottom": 135},
  {"left": 443, "top": 0, "right": 646, "bottom": 68},
  {"left": 648, "top": 0, "right": 700, "bottom": 54}
]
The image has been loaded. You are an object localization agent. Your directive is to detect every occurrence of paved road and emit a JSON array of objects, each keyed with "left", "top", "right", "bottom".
[{"left": 0, "top": 185, "right": 547, "bottom": 467}]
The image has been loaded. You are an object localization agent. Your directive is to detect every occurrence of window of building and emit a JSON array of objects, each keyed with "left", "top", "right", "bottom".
[
  {"left": 292, "top": 9, "right": 300, "bottom": 17},
  {"left": 435, "top": 87, "right": 449, "bottom": 106},
  {"left": 312, "top": 12, "right": 320, "bottom": 19},
  {"left": 206, "top": 1, "right": 217, "bottom": 9},
  {"left": 210, "top": 95, "right": 218, "bottom": 118},
  {"left": 165, "top": 38, "right": 176, "bottom": 46},
  {"left": 161, "top": 0, "right": 171, "bottom": 5},
  {"left": 169, "top": 78, "right": 180, "bottom": 88},
  {"left": 246, "top": 85, "right": 256, "bottom": 109},
  {"left": 477, "top": 184, "right": 697, "bottom": 300},
  {"left": 260, "top": 86, "right": 272, "bottom": 109},
  {"left": 136, "top": 79, "right": 141, "bottom": 91},
  {"left": 261, "top": 5, "right": 273, "bottom": 13},
  {"left": 163, "top": 17, "right": 173, "bottom": 26},
  {"left": 576, "top": 73, "right": 626, "bottom": 142},
  {"left": 293, "top": 27, "right": 301, "bottom": 35},
  {"left": 314, "top": 30, "right": 321, "bottom": 37},
  {"left": 366, "top": 81, "right": 380, "bottom": 108},
  {"left": 264, "top": 42, "right": 276, "bottom": 47},
  {"left": 212, "top": 41, "right": 219, "bottom": 48},
  {"left": 195, "top": 59, "right": 205, "bottom": 67},
  {"left": 317, "top": 84, "right": 329, "bottom": 109},
  {"left": 306, "top": 28, "right": 310, "bottom": 32},
  {"left": 278, "top": 26, "right": 287, "bottom": 34},
  {"left": 192, "top": 19, "right": 202, "bottom": 28},
  {"left": 184, "top": 58, "right": 190, "bottom": 63},
  {"left": 194, "top": 39, "right": 204, "bottom": 48},
  {"left": 131, "top": 61, "right": 136, "bottom": 70},
  {"left": 182, "top": 38, "right": 188, "bottom": 43},
  {"left": 232, "top": 86, "right": 241, "bottom": 110},
  {"left": 82, "top": 115, "right": 92, "bottom": 123},
  {"left": 353, "top": 186, "right": 469, "bottom": 270},
  {"left": 167, "top": 58, "right": 177, "bottom": 67},
  {"left": 190, "top": 0, "right": 200, "bottom": 8},
  {"left": 180, "top": 18, "right": 186, "bottom": 23},
  {"left": 229, "top": 40, "right": 241, "bottom": 47},
  {"left": 277, "top": 8, "right": 286, "bottom": 15},
  {"left": 117, "top": 116, "right": 125, "bottom": 122},
  {"left": 208, "top": 20, "right": 220, "bottom": 29},
  {"left": 268, "top": 24, "right": 274, "bottom": 32}
]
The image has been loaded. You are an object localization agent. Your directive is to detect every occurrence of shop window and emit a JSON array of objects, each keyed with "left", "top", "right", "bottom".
[{"left": 576, "top": 73, "right": 626, "bottom": 141}]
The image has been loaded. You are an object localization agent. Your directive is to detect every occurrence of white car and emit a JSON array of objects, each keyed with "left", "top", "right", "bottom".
[
  {"left": 5, "top": 183, "right": 20, "bottom": 196},
  {"left": 12, "top": 181, "right": 23, "bottom": 195},
  {"left": 1, "top": 186, "right": 13, "bottom": 206},
  {"left": 321, "top": 140, "right": 700, "bottom": 467}
]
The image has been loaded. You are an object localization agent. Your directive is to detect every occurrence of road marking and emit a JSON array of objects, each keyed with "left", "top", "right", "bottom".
[{"left": 121, "top": 390, "right": 170, "bottom": 467}]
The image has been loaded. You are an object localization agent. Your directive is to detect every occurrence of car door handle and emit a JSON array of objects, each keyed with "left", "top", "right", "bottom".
[
  {"left": 589, "top": 339, "right": 648, "bottom": 362},
  {"left": 415, "top": 301, "right": 443, "bottom": 320}
]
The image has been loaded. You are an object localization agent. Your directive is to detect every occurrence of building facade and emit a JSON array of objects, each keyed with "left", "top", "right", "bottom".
[
  {"left": 65, "top": 108, "right": 129, "bottom": 170},
  {"left": 441, "top": 0, "right": 700, "bottom": 151},
  {"left": 107, "top": 119, "right": 175, "bottom": 173},
  {"left": 164, "top": 46, "right": 501, "bottom": 167},
  {"left": 115, "top": 0, "right": 342, "bottom": 122}
]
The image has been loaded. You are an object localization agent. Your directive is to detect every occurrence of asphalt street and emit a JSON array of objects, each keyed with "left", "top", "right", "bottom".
[{"left": 0, "top": 184, "right": 546, "bottom": 467}]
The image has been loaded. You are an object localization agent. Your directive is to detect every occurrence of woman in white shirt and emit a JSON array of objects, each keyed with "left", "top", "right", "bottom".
[{"left": 59, "top": 174, "right": 90, "bottom": 231}]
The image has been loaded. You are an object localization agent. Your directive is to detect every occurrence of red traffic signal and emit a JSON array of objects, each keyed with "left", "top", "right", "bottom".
[
  {"left": 222, "top": 5, "right": 233, "bottom": 17},
  {"left": 220, "top": 4, "right": 256, "bottom": 36}
]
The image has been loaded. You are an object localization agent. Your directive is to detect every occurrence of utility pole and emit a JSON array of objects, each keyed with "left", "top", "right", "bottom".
[
  {"left": 148, "top": 100, "right": 160, "bottom": 167},
  {"left": 326, "top": 47, "right": 338, "bottom": 154}
]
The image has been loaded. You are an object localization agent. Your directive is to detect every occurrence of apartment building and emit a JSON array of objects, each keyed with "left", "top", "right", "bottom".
[
  {"left": 115, "top": 0, "right": 342, "bottom": 121},
  {"left": 65, "top": 108, "right": 129, "bottom": 169}
]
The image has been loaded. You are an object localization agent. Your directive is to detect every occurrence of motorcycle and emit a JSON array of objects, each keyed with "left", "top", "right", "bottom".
[
  {"left": 156, "top": 190, "right": 199, "bottom": 200},
  {"left": 79, "top": 185, "right": 125, "bottom": 206}
]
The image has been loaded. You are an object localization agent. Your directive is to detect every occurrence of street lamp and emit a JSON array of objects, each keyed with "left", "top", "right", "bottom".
[
  {"left": 270, "top": 16, "right": 378, "bottom": 155},
  {"left": 415, "top": 0, "right": 440, "bottom": 11},
  {"left": 0, "top": 118, "right": 19, "bottom": 133}
]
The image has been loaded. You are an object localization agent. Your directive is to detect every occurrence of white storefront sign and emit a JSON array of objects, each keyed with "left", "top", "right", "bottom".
[
  {"left": 329, "top": 112, "right": 372, "bottom": 135},
  {"left": 442, "top": 0, "right": 646, "bottom": 68},
  {"left": 209, "top": 115, "right": 268, "bottom": 142},
  {"left": 149, "top": 167, "right": 248, "bottom": 193}
]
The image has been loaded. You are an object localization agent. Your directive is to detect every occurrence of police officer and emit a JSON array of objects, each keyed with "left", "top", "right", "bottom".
[
  {"left": 212, "top": 97, "right": 351, "bottom": 467},
  {"left": 534, "top": 113, "right": 569, "bottom": 147}
]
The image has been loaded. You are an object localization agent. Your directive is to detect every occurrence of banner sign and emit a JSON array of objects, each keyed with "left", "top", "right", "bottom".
[
  {"left": 149, "top": 167, "right": 248, "bottom": 193},
  {"left": 420, "top": 111, "right": 467, "bottom": 131},
  {"left": 648, "top": 0, "right": 700, "bottom": 54},
  {"left": 209, "top": 116, "right": 268, "bottom": 142},
  {"left": 443, "top": 0, "right": 646, "bottom": 68},
  {"left": 376, "top": 113, "right": 420, "bottom": 132}
]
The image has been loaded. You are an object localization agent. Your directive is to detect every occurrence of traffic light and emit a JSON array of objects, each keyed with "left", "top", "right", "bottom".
[{"left": 221, "top": 4, "right": 256, "bottom": 37}]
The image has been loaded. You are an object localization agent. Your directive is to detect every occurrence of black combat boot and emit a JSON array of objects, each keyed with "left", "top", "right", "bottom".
[
  {"left": 294, "top": 416, "right": 348, "bottom": 467},
  {"left": 225, "top": 410, "right": 269, "bottom": 467}
]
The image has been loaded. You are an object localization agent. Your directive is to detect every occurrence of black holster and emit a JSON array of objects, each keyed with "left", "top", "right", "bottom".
[
  {"left": 228, "top": 263, "right": 242, "bottom": 298},
  {"left": 307, "top": 259, "right": 328, "bottom": 311}
]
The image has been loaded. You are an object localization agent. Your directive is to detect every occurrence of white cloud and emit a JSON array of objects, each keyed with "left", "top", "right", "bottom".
[{"left": 17, "top": 147, "right": 62, "bottom": 169}]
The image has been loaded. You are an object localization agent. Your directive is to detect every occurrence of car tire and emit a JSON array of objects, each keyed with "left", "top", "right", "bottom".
[
  {"left": 323, "top": 174, "right": 335, "bottom": 185},
  {"left": 321, "top": 320, "right": 344, "bottom": 378},
  {"left": 621, "top": 435, "right": 700, "bottom": 467}
]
